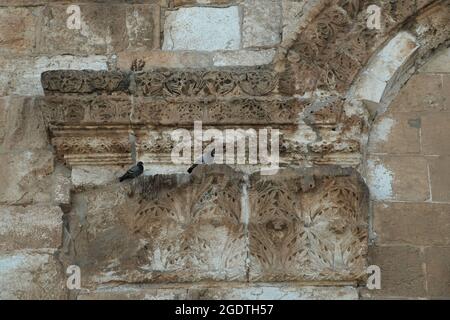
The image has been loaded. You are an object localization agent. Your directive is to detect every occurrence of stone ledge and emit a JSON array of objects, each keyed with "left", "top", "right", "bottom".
[{"left": 77, "top": 283, "right": 359, "bottom": 300}]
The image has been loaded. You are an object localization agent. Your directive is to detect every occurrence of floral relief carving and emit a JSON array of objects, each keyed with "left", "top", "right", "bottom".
[
  {"left": 72, "top": 166, "right": 368, "bottom": 285},
  {"left": 248, "top": 170, "right": 368, "bottom": 282},
  {"left": 42, "top": 70, "right": 129, "bottom": 94},
  {"left": 122, "top": 166, "right": 246, "bottom": 282}
]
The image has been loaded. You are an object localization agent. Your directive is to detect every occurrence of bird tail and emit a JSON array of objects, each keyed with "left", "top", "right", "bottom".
[
  {"left": 187, "top": 164, "right": 198, "bottom": 174},
  {"left": 119, "top": 174, "right": 128, "bottom": 182}
]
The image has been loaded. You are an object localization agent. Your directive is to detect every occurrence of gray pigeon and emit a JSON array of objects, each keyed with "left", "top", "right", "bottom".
[
  {"left": 188, "top": 149, "right": 215, "bottom": 174},
  {"left": 119, "top": 161, "right": 144, "bottom": 182}
]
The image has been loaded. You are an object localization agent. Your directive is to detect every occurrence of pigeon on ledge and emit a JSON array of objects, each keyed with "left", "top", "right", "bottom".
[
  {"left": 119, "top": 161, "right": 144, "bottom": 182},
  {"left": 188, "top": 149, "right": 215, "bottom": 174}
]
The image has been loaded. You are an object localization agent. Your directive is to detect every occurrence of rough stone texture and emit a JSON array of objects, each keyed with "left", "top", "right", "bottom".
[
  {"left": 0, "top": 96, "right": 48, "bottom": 152},
  {"left": 352, "top": 32, "right": 419, "bottom": 106},
  {"left": 162, "top": 6, "right": 241, "bottom": 51},
  {"left": 368, "top": 112, "right": 421, "bottom": 154},
  {"left": 429, "top": 156, "right": 450, "bottom": 202},
  {"left": 78, "top": 284, "right": 359, "bottom": 300},
  {"left": 367, "top": 246, "right": 426, "bottom": 298},
  {"left": 281, "top": 0, "right": 306, "bottom": 45},
  {"left": 425, "top": 247, "right": 450, "bottom": 298},
  {"left": 367, "top": 156, "right": 430, "bottom": 202},
  {"left": 0, "top": 7, "right": 39, "bottom": 56},
  {"left": 389, "top": 74, "right": 447, "bottom": 113},
  {"left": 422, "top": 112, "right": 450, "bottom": 155},
  {"left": 117, "top": 50, "right": 213, "bottom": 70},
  {"left": 421, "top": 47, "right": 450, "bottom": 73},
  {"left": 213, "top": 49, "right": 276, "bottom": 67},
  {"left": 242, "top": 0, "right": 282, "bottom": 48},
  {"left": 0, "top": 55, "right": 108, "bottom": 96},
  {"left": 71, "top": 166, "right": 129, "bottom": 189},
  {"left": 374, "top": 203, "right": 450, "bottom": 246},
  {"left": 0, "top": 205, "right": 63, "bottom": 251},
  {"left": 0, "top": 251, "right": 67, "bottom": 300},
  {"left": 0, "top": 150, "right": 54, "bottom": 205},
  {"left": 39, "top": 4, "right": 160, "bottom": 55}
]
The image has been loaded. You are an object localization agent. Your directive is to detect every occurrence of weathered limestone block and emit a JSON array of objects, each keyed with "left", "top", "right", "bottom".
[
  {"left": 367, "top": 155, "right": 429, "bottom": 202},
  {"left": 117, "top": 50, "right": 214, "bottom": 70},
  {"left": 39, "top": 4, "right": 160, "bottom": 54},
  {"left": 0, "top": 98, "right": 8, "bottom": 144},
  {"left": 242, "top": 0, "right": 282, "bottom": 48},
  {"left": 53, "top": 165, "right": 72, "bottom": 207},
  {"left": 374, "top": 202, "right": 450, "bottom": 246},
  {"left": 421, "top": 47, "right": 450, "bottom": 73},
  {"left": 424, "top": 247, "right": 450, "bottom": 298},
  {"left": 71, "top": 165, "right": 131, "bottom": 189},
  {"left": 281, "top": 0, "right": 306, "bottom": 45},
  {"left": 0, "top": 251, "right": 67, "bottom": 300},
  {"left": 0, "top": 6, "right": 40, "bottom": 55},
  {"left": 0, "top": 205, "right": 63, "bottom": 251},
  {"left": 77, "top": 283, "right": 359, "bottom": 300},
  {"left": 162, "top": 6, "right": 241, "bottom": 51},
  {"left": 0, "top": 97, "right": 49, "bottom": 152},
  {"left": 213, "top": 50, "right": 276, "bottom": 67},
  {"left": 351, "top": 32, "right": 419, "bottom": 109},
  {"left": 0, "top": 56, "right": 108, "bottom": 96},
  {"left": 173, "top": 0, "right": 234, "bottom": 6},
  {"left": 0, "top": 150, "right": 54, "bottom": 205}
]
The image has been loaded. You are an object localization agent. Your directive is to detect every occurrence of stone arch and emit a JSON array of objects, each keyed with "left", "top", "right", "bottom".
[{"left": 342, "top": 3, "right": 450, "bottom": 298}]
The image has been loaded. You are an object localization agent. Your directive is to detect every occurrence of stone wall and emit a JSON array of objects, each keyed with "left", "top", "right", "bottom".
[
  {"left": 1, "top": 0, "right": 450, "bottom": 300},
  {"left": 364, "top": 47, "right": 450, "bottom": 299}
]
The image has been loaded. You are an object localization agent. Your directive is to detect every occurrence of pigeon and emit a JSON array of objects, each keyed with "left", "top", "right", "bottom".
[
  {"left": 188, "top": 148, "right": 215, "bottom": 174},
  {"left": 119, "top": 161, "right": 144, "bottom": 182}
]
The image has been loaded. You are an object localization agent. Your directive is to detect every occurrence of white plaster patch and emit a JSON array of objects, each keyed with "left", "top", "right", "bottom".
[
  {"left": 367, "top": 159, "right": 394, "bottom": 200},
  {"left": 371, "top": 117, "right": 395, "bottom": 143},
  {"left": 162, "top": 7, "right": 241, "bottom": 51},
  {"left": 11, "top": 55, "right": 108, "bottom": 96}
]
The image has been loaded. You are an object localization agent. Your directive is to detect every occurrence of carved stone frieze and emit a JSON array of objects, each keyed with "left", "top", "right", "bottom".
[
  {"left": 51, "top": 127, "right": 132, "bottom": 166},
  {"left": 69, "top": 165, "right": 368, "bottom": 286},
  {"left": 41, "top": 70, "right": 130, "bottom": 95},
  {"left": 39, "top": 96, "right": 304, "bottom": 126},
  {"left": 134, "top": 97, "right": 305, "bottom": 125},
  {"left": 42, "top": 67, "right": 280, "bottom": 98},
  {"left": 277, "top": 0, "right": 444, "bottom": 95},
  {"left": 39, "top": 95, "right": 132, "bottom": 125}
]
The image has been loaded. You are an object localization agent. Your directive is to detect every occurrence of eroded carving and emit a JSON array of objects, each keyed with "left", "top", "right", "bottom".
[
  {"left": 69, "top": 166, "right": 368, "bottom": 285},
  {"left": 248, "top": 169, "right": 368, "bottom": 282}
]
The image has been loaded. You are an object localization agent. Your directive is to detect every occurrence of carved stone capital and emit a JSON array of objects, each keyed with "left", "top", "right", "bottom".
[{"left": 70, "top": 165, "right": 368, "bottom": 285}]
